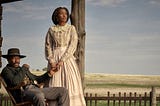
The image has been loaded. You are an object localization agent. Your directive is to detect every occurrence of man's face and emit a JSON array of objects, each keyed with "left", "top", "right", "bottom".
[{"left": 7, "top": 56, "right": 20, "bottom": 68}]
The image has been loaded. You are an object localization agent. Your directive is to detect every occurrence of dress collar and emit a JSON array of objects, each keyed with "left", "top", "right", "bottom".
[{"left": 52, "top": 23, "right": 70, "bottom": 32}]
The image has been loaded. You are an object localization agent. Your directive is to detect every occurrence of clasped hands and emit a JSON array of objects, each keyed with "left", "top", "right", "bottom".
[
  {"left": 48, "top": 61, "right": 64, "bottom": 76},
  {"left": 22, "top": 64, "right": 45, "bottom": 88},
  {"left": 22, "top": 61, "right": 64, "bottom": 77}
]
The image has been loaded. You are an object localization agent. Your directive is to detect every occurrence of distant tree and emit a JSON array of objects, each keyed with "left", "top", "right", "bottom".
[
  {"left": 42, "top": 67, "right": 48, "bottom": 71},
  {"left": 36, "top": 69, "right": 40, "bottom": 71}
]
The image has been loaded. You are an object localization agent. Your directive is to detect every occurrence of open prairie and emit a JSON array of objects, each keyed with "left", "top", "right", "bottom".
[
  {"left": 1, "top": 71, "right": 160, "bottom": 96},
  {"left": 84, "top": 73, "right": 160, "bottom": 96}
]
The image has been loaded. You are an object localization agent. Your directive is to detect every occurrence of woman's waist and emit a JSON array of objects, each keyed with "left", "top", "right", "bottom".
[
  {"left": 54, "top": 43, "right": 67, "bottom": 48},
  {"left": 54, "top": 46, "right": 67, "bottom": 49},
  {"left": 53, "top": 46, "right": 67, "bottom": 52}
]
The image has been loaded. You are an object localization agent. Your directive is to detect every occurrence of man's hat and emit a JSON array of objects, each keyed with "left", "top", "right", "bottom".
[{"left": 2, "top": 48, "right": 26, "bottom": 59}]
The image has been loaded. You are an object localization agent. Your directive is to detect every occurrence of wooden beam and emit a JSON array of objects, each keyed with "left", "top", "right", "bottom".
[
  {"left": 71, "top": 0, "right": 86, "bottom": 91},
  {"left": 0, "top": 0, "right": 23, "bottom": 68},
  {"left": 0, "top": 4, "right": 2, "bottom": 68},
  {"left": 0, "top": 0, "right": 22, "bottom": 4}
]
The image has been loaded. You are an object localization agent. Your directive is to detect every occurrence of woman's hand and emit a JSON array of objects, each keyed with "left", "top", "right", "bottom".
[
  {"left": 50, "top": 62, "right": 57, "bottom": 69},
  {"left": 48, "top": 67, "right": 57, "bottom": 76},
  {"left": 51, "top": 67, "right": 57, "bottom": 72},
  {"left": 57, "top": 61, "right": 63, "bottom": 67},
  {"left": 49, "top": 61, "right": 63, "bottom": 75},
  {"left": 56, "top": 61, "right": 63, "bottom": 70}
]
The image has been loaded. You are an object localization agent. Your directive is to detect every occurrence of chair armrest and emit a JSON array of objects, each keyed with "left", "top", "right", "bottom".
[{"left": 8, "top": 81, "right": 26, "bottom": 90}]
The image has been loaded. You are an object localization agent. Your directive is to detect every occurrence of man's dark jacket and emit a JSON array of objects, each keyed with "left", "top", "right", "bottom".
[{"left": 1, "top": 64, "right": 50, "bottom": 103}]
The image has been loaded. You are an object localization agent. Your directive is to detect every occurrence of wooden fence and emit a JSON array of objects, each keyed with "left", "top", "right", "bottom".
[
  {"left": 85, "top": 92, "right": 160, "bottom": 106},
  {"left": 85, "top": 87, "right": 160, "bottom": 106},
  {"left": 0, "top": 94, "right": 12, "bottom": 106},
  {"left": 0, "top": 87, "right": 160, "bottom": 106}
]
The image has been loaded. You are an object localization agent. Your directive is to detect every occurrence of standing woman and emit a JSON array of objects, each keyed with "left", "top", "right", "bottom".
[{"left": 45, "top": 7, "right": 86, "bottom": 106}]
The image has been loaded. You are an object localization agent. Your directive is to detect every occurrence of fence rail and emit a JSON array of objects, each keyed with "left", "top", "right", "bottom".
[
  {"left": 0, "top": 94, "right": 12, "bottom": 106},
  {"left": 1, "top": 87, "right": 160, "bottom": 106},
  {"left": 85, "top": 87, "right": 160, "bottom": 106}
]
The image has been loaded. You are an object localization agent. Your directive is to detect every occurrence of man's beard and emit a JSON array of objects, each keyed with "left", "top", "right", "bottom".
[{"left": 13, "top": 62, "right": 20, "bottom": 67}]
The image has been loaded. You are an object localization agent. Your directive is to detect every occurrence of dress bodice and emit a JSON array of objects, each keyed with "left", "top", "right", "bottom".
[
  {"left": 49, "top": 24, "right": 73, "bottom": 47},
  {"left": 45, "top": 23, "right": 78, "bottom": 62}
]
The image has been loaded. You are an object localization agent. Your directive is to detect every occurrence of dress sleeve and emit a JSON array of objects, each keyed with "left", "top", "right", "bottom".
[
  {"left": 60, "top": 25, "right": 78, "bottom": 62},
  {"left": 45, "top": 28, "right": 56, "bottom": 64}
]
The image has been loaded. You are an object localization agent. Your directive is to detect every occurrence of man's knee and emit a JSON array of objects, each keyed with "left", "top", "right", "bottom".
[
  {"left": 33, "top": 92, "right": 45, "bottom": 101},
  {"left": 62, "top": 87, "right": 68, "bottom": 93},
  {"left": 32, "top": 92, "right": 46, "bottom": 106},
  {"left": 59, "top": 87, "right": 68, "bottom": 96}
]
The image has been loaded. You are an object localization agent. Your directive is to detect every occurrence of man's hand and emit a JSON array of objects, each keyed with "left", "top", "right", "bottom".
[
  {"left": 22, "top": 64, "right": 30, "bottom": 69},
  {"left": 48, "top": 67, "right": 57, "bottom": 76},
  {"left": 48, "top": 61, "right": 63, "bottom": 77}
]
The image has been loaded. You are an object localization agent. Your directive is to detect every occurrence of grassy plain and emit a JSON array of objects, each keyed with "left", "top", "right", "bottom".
[
  {"left": 1, "top": 71, "right": 160, "bottom": 106},
  {"left": 84, "top": 73, "right": 160, "bottom": 96},
  {"left": 1, "top": 71, "right": 160, "bottom": 96}
]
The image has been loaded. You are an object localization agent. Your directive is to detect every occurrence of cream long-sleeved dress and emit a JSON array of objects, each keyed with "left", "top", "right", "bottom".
[{"left": 45, "top": 23, "right": 86, "bottom": 106}]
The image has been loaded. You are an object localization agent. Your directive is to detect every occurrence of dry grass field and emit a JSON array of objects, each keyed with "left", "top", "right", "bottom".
[
  {"left": 84, "top": 73, "right": 160, "bottom": 96},
  {"left": 1, "top": 71, "right": 160, "bottom": 96}
]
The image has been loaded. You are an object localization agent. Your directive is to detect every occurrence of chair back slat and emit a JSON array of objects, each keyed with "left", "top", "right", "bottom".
[
  {"left": 0, "top": 75, "right": 17, "bottom": 105},
  {"left": 0, "top": 75, "right": 32, "bottom": 106}
]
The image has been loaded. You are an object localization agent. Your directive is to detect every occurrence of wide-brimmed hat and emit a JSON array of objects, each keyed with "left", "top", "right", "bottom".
[{"left": 2, "top": 48, "right": 26, "bottom": 59}]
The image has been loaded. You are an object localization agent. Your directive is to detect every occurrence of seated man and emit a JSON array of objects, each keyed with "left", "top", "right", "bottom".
[{"left": 1, "top": 48, "right": 69, "bottom": 106}]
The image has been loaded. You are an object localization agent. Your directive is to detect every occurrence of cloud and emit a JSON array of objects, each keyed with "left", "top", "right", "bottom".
[
  {"left": 87, "top": 0, "right": 127, "bottom": 7},
  {"left": 86, "top": 32, "right": 160, "bottom": 74},
  {"left": 3, "top": 0, "right": 71, "bottom": 20},
  {"left": 3, "top": 1, "right": 53, "bottom": 20},
  {"left": 86, "top": 31, "right": 160, "bottom": 57},
  {"left": 2, "top": 35, "right": 46, "bottom": 70},
  {"left": 149, "top": 0, "right": 160, "bottom": 5}
]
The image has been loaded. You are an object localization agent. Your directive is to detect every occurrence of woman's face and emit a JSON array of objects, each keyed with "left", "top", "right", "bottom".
[{"left": 57, "top": 9, "right": 68, "bottom": 24}]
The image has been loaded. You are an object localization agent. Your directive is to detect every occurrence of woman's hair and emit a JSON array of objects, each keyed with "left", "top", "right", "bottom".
[{"left": 52, "top": 7, "right": 69, "bottom": 25}]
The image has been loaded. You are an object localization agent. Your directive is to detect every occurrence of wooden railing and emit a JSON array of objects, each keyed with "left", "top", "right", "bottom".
[
  {"left": 1, "top": 87, "right": 160, "bottom": 106},
  {"left": 85, "top": 92, "right": 160, "bottom": 106},
  {"left": 0, "top": 94, "right": 12, "bottom": 106},
  {"left": 85, "top": 87, "right": 160, "bottom": 106}
]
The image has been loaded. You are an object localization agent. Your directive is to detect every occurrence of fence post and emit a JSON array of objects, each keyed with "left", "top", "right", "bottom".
[
  {"left": 85, "top": 93, "right": 88, "bottom": 106},
  {"left": 150, "top": 86, "right": 156, "bottom": 106}
]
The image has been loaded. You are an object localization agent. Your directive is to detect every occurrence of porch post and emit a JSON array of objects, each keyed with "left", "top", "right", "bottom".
[{"left": 71, "top": 0, "right": 86, "bottom": 91}]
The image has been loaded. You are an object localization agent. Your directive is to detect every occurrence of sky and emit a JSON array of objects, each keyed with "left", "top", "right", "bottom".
[{"left": 1, "top": 0, "right": 160, "bottom": 75}]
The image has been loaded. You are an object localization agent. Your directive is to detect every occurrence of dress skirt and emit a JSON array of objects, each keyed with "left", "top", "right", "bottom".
[{"left": 48, "top": 46, "right": 86, "bottom": 106}]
